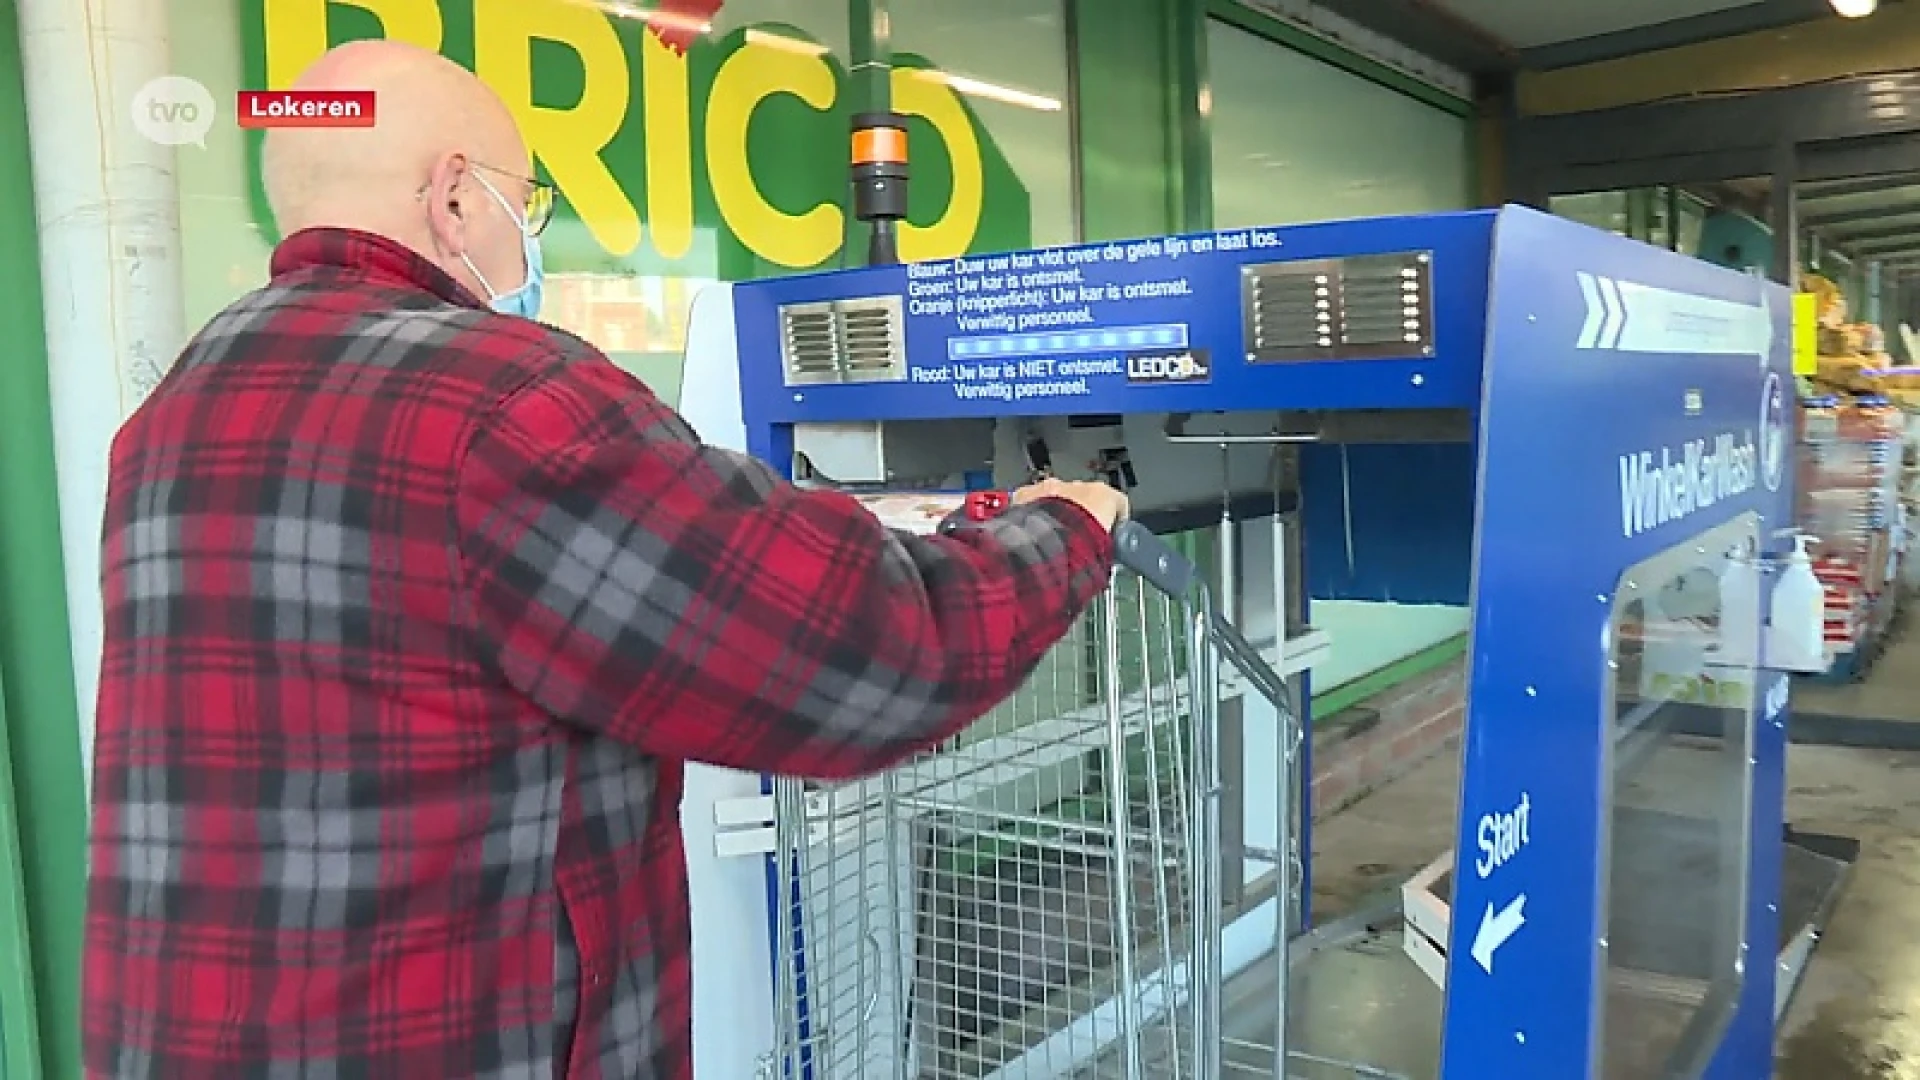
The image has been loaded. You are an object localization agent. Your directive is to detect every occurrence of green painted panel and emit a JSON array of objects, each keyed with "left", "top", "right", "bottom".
[
  {"left": 0, "top": 0, "right": 87, "bottom": 1074},
  {"left": 0, "top": 665, "right": 44, "bottom": 1080},
  {"left": 1067, "top": 0, "right": 1182, "bottom": 239}
]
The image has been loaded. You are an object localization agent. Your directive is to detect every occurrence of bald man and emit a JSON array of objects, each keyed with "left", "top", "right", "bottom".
[{"left": 84, "top": 39, "right": 1126, "bottom": 1080}]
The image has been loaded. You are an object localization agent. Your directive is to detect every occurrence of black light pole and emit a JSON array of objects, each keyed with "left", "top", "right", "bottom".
[{"left": 851, "top": 111, "right": 909, "bottom": 266}]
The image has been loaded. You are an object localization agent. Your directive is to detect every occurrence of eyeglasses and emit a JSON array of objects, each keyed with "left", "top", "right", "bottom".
[{"left": 472, "top": 161, "right": 556, "bottom": 237}]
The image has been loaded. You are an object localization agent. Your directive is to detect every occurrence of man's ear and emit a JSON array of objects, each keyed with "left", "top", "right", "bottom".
[{"left": 423, "top": 152, "right": 472, "bottom": 257}]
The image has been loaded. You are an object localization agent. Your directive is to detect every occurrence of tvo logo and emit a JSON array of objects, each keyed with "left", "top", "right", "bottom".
[
  {"left": 1126, "top": 349, "right": 1211, "bottom": 384},
  {"left": 131, "top": 75, "right": 216, "bottom": 148}
]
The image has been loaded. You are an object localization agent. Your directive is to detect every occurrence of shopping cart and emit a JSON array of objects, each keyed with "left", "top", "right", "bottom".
[{"left": 762, "top": 516, "right": 1302, "bottom": 1080}]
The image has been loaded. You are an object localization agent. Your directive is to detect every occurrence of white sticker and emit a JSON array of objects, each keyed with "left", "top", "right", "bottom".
[{"left": 1475, "top": 791, "right": 1532, "bottom": 879}]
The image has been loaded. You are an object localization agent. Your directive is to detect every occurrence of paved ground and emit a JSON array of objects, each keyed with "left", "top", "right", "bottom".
[
  {"left": 1774, "top": 743, "right": 1920, "bottom": 1079},
  {"left": 1309, "top": 728, "right": 1920, "bottom": 1077}
]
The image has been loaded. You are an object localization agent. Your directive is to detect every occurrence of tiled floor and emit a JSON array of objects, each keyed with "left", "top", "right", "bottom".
[
  {"left": 1773, "top": 743, "right": 1920, "bottom": 1079},
  {"left": 1793, "top": 615, "right": 1920, "bottom": 729},
  {"left": 1307, "top": 719, "right": 1920, "bottom": 1076},
  {"left": 1776, "top": 627, "right": 1920, "bottom": 1075}
]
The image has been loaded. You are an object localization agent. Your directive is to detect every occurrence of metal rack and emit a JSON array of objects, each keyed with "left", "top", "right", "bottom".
[{"left": 763, "top": 522, "right": 1299, "bottom": 1080}]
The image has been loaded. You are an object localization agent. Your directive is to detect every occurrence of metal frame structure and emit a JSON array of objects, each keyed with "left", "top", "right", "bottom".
[
  {"left": 673, "top": 204, "right": 1806, "bottom": 1077},
  {"left": 1506, "top": 70, "right": 1920, "bottom": 287},
  {"left": 759, "top": 519, "right": 1299, "bottom": 1079},
  {"left": 1247, "top": 0, "right": 1872, "bottom": 87}
]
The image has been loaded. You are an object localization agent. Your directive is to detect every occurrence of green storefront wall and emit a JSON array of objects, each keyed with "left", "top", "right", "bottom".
[
  {"left": 0, "top": 0, "right": 87, "bottom": 1074},
  {"left": 0, "top": 2, "right": 1469, "bottom": 1075}
]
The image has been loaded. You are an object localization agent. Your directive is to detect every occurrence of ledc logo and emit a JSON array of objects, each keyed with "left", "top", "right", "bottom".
[
  {"left": 132, "top": 75, "right": 216, "bottom": 148},
  {"left": 1126, "top": 349, "right": 1211, "bottom": 385},
  {"left": 236, "top": 90, "right": 377, "bottom": 129}
]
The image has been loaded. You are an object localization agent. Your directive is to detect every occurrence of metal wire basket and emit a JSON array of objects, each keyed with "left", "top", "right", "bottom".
[{"left": 763, "top": 521, "right": 1300, "bottom": 1080}]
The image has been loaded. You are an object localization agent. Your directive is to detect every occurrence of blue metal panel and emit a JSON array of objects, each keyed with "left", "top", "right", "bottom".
[
  {"left": 1300, "top": 441, "right": 1474, "bottom": 604},
  {"left": 732, "top": 211, "right": 1497, "bottom": 429},
  {"left": 730, "top": 204, "right": 1793, "bottom": 1077},
  {"left": 1439, "top": 206, "right": 1793, "bottom": 1079}
]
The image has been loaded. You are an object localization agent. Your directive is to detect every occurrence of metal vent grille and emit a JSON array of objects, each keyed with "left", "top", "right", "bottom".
[
  {"left": 1245, "top": 260, "right": 1337, "bottom": 362},
  {"left": 780, "top": 296, "right": 907, "bottom": 385},
  {"left": 1241, "top": 251, "right": 1433, "bottom": 364},
  {"left": 781, "top": 303, "right": 842, "bottom": 382}
]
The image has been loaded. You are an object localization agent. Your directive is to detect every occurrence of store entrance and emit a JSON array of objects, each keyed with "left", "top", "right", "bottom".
[{"left": 1788, "top": 169, "right": 1920, "bottom": 739}]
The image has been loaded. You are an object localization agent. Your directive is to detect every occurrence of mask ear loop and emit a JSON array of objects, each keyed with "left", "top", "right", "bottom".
[
  {"left": 471, "top": 170, "right": 531, "bottom": 235},
  {"left": 412, "top": 180, "right": 491, "bottom": 295},
  {"left": 465, "top": 170, "right": 535, "bottom": 303},
  {"left": 416, "top": 175, "right": 504, "bottom": 301}
]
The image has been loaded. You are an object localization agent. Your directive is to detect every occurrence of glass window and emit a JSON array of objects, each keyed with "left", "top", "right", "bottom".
[
  {"left": 1645, "top": 187, "right": 1673, "bottom": 250},
  {"left": 889, "top": 0, "right": 1075, "bottom": 249},
  {"left": 1550, "top": 191, "right": 1629, "bottom": 237},
  {"left": 174, "top": 0, "right": 1069, "bottom": 408},
  {"left": 1206, "top": 19, "right": 1471, "bottom": 229},
  {"left": 1601, "top": 524, "right": 1755, "bottom": 1078},
  {"left": 1206, "top": 20, "right": 1474, "bottom": 684},
  {"left": 1676, "top": 192, "right": 1709, "bottom": 257},
  {"left": 1206, "top": 18, "right": 1474, "bottom": 685},
  {"left": 170, "top": 0, "right": 272, "bottom": 340}
]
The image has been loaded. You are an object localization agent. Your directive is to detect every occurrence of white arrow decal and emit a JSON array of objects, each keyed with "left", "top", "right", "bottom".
[
  {"left": 1599, "top": 276, "right": 1626, "bottom": 349},
  {"left": 1573, "top": 273, "right": 1774, "bottom": 362},
  {"left": 1576, "top": 272, "right": 1604, "bottom": 349},
  {"left": 1470, "top": 894, "right": 1527, "bottom": 974}
]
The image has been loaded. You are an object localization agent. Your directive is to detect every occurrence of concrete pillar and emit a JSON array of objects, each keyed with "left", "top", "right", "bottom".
[{"left": 18, "top": 0, "right": 188, "bottom": 785}]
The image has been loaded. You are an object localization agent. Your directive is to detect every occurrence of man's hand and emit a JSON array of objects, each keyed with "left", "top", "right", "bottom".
[{"left": 1013, "top": 478, "right": 1129, "bottom": 531}]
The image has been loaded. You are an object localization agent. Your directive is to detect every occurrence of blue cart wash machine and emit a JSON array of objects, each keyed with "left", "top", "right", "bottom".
[{"left": 670, "top": 203, "right": 1851, "bottom": 1079}]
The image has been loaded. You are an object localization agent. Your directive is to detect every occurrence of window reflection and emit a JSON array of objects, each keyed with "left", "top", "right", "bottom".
[{"left": 1601, "top": 527, "right": 1755, "bottom": 1080}]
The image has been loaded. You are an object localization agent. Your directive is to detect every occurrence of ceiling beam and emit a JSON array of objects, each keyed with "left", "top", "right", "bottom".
[
  {"left": 1802, "top": 205, "right": 1920, "bottom": 229},
  {"left": 1517, "top": 0, "right": 1920, "bottom": 116},
  {"left": 1846, "top": 236, "right": 1920, "bottom": 257},
  {"left": 1822, "top": 220, "right": 1920, "bottom": 244},
  {"left": 1520, "top": 0, "right": 1845, "bottom": 72},
  {"left": 1297, "top": 0, "right": 1517, "bottom": 74},
  {"left": 1801, "top": 171, "right": 1920, "bottom": 201},
  {"left": 1800, "top": 133, "right": 1920, "bottom": 184},
  {"left": 1506, "top": 77, "right": 1920, "bottom": 197}
]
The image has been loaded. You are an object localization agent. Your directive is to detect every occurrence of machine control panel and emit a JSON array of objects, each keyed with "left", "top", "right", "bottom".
[{"left": 1240, "top": 250, "right": 1434, "bottom": 364}]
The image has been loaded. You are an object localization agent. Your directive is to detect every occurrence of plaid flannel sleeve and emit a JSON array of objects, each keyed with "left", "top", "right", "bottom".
[{"left": 455, "top": 355, "right": 1114, "bottom": 779}]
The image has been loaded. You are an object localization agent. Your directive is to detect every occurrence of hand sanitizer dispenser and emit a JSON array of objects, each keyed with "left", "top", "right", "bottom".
[
  {"left": 1717, "top": 546, "right": 1761, "bottom": 667},
  {"left": 1766, "top": 535, "right": 1826, "bottom": 672}
]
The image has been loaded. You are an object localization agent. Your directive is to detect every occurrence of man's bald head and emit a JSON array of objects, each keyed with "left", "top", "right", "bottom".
[{"left": 263, "top": 41, "right": 535, "bottom": 302}]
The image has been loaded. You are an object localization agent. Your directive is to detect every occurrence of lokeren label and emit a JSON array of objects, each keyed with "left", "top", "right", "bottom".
[{"left": 236, "top": 90, "right": 377, "bottom": 129}]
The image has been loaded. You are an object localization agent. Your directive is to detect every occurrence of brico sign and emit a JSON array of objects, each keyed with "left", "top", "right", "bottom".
[{"left": 246, "top": 0, "right": 1019, "bottom": 269}]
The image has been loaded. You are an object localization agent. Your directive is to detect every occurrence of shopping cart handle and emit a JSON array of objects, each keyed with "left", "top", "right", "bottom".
[{"left": 1113, "top": 519, "right": 1197, "bottom": 596}]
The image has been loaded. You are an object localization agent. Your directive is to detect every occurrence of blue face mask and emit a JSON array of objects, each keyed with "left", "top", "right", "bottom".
[
  {"left": 462, "top": 172, "right": 545, "bottom": 320},
  {"left": 489, "top": 230, "right": 545, "bottom": 320}
]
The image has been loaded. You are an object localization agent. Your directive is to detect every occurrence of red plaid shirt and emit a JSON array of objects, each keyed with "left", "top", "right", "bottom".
[{"left": 83, "top": 228, "right": 1113, "bottom": 1078}]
